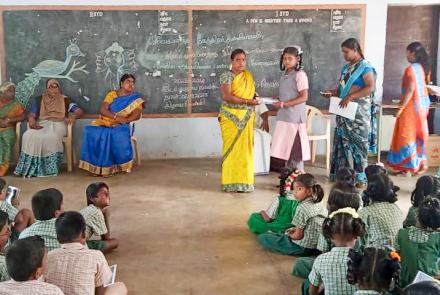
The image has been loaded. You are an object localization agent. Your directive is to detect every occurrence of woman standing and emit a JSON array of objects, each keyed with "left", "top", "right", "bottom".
[
  {"left": 0, "top": 82, "right": 25, "bottom": 176},
  {"left": 79, "top": 74, "right": 144, "bottom": 177},
  {"left": 322, "top": 38, "right": 376, "bottom": 185},
  {"left": 271, "top": 46, "right": 310, "bottom": 173},
  {"left": 387, "top": 42, "right": 431, "bottom": 176},
  {"left": 219, "top": 49, "right": 259, "bottom": 192},
  {"left": 15, "top": 79, "right": 83, "bottom": 177}
]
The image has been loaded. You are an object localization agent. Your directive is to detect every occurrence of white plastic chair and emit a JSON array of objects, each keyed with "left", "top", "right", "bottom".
[{"left": 306, "top": 105, "right": 331, "bottom": 172}]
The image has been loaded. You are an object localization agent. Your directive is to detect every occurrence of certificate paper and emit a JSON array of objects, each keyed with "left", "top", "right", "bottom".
[
  {"left": 257, "top": 97, "right": 279, "bottom": 105},
  {"left": 329, "top": 97, "right": 358, "bottom": 120}
]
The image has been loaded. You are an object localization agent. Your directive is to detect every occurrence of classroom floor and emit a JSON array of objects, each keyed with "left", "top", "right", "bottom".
[{"left": 2, "top": 158, "right": 425, "bottom": 295}]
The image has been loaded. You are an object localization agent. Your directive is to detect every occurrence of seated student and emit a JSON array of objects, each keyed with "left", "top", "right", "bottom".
[
  {"left": 258, "top": 173, "right": 327, "bottom": 256},
  {"left": 0, "top": 210, "right": 10, "bottom": 282},
  {"left": 293, "top": 167, "right": 362, "bottom": 279},
  {"left": 404, "top": 175, "right": 440, "bottom": 227},
  {"left": 396, "top": 197, "right": 440, "bottom": 288},
  {"left": 80, "top": 183, "right": 118, "bottom": 253},
  {"left": 292, "top": 186, "right": 361, "bottom": 279},
  {"left": 247, "top": 169, "right": 302, "bottom": 234},
  {"left": 19, "top": 188, "right": 64, "bottom": 251},
  {"left": 359, "top": 174, "right": 403, "bottom": 248},
  {"left": 0, "top": 236, "right": 64, "bottom": 294},
  {"left": 45, "top": 211, "right": 127, "bottom": 295},
  {"left": 303, "top": 208, "right": 366, "bottom": 295},
  {"left": 347, "top": 247, "right": 401, "bottom": 294},
  {"left": 0, "top": 178, "right": 34, "bottom": 239},
  {"left": 402, "top": 281, "right": 440, "bottom": 295}
]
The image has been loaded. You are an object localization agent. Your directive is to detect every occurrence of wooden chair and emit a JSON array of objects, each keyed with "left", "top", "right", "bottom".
[
  {"left": 306, "top": 105, "right": 331, "bottom": 172},
  {"left": 15, "top": 121, "right": 75, "bottom": 172},
  {"left": 130, "top": 117, "right": 141, "bottom": 167}
]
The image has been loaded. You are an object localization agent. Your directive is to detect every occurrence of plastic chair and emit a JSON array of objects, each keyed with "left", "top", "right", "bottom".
[
  {"left": 130, "top": 116, "right": 141, "bottom": 167},
  {"left": 306, "top": 105, "right": 331, "bottom": 172},
  {"left": 15, "top": 121, "right": 75, "bottom": 172}
]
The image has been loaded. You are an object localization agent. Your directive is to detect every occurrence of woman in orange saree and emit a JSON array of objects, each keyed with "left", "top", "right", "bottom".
[{"left": 387, "top": 42, "right": 431, "bottom": 176}]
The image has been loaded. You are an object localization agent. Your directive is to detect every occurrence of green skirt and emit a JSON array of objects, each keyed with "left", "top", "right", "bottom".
[{"left": 247, "top": 196, "right": 299, "bottom": 234}]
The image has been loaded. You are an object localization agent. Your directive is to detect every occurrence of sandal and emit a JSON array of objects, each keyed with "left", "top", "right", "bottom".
[{"left": 395, "top": 170, "right": 412, "bottom": 177}]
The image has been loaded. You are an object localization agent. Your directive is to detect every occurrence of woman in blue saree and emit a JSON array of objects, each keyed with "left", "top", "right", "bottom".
[
  {"left": 79, "top": 74, "right": 144, "bottom": 176},
  {"left": 322, "top": 38, "right": 376, "bottom": 186}
]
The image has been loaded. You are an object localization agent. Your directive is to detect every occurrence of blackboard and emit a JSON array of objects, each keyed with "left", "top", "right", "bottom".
[
  {"left": 1, "top": 6, "right": 364, "bottom": 116},
  {"left": 191, "top": 8, "right": 363, "bottom": 112},
  {"left": 2, "top": 9, "right": 189, "bottom": 114}
]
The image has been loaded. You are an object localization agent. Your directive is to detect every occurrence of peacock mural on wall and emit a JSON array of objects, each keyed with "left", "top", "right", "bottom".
[{"left": 14, "top": 40, "right": 89, "bottom": 108}]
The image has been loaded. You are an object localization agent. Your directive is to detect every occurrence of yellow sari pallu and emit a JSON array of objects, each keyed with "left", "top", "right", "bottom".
[{"left": 219, "top": 70, "right": 256, "bottom": 192}]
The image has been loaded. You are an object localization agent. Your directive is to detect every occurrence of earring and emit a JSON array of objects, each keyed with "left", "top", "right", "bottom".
[{"left": 229, "top": 64, "right": 232, "bottom": 71}]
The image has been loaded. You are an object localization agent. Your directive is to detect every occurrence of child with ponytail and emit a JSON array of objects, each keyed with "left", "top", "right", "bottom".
[
  {"left": 304, "top": 207, "right": 366, "bottom": 294},
  {"left": 396, "top": 197, "right": 440, "bottom": 287},
  {"left": 258, "top": 173, "right": 327, "bottom": 256},
  {"left": 404, "top": 175, "right": 440, "bottom": 227},
  {"left": 347, "top": 247, "right": 401, "bottom": 294},
  {"left": 359, "top": 173, "right": 403, "bottom": 248},
  {"left": 247, "top": 169, "right": 303, "bottom": 234}
]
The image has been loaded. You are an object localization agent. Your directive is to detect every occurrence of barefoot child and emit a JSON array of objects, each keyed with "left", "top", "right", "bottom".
[{"left": 80, "top": 182, "right": 118, "bottom": 253}]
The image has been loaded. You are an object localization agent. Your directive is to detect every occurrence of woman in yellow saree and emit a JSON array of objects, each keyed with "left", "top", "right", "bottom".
[{"left": 219, "top": 49, "right": 260, "bottom": 192}]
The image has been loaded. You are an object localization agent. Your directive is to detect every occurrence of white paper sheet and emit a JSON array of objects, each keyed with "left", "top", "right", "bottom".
[
  {"left": 104, "top": 265, "right": 117, "bottom": 287},
  {"left": 328, "top": 96, "right": 358, "bottom": 120},
  {"left": 257, "top": 97, "right": 279, "bottom": 105},
  {"left": 412, "top": 271, "right": 437, "bottom": 284},
  {"left": 427, "top": 85, "right": 440, "bottom": 96}
]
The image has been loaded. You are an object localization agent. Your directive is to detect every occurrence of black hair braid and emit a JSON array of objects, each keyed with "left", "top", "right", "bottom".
[
  {"left": 312, "top": 184, "right": 324, "bottom": 203},
  {"left": 411, "top": 176, "right": 435, "bottom": 207},
  {"left": 347, "top": 248, "right": 363, "bottom": 285},
  {"left": 387, "top": 257, "right": 401, "bottom": 292}
]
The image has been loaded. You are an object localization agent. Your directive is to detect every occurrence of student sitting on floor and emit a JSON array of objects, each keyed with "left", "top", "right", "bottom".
[
  {"left": 359, "top": 174, "right": 403, "bottom": 248},
  {"left": 303, "top": 207, "right": 366, "bottom": 295},
  {"left": 0, "top": 178, "right": 34, "bottom": 240},
  {"left": 0, "top": 236, "right": 64, "bottom": 295},
  {"left": 404, "top": 175, "right": 440, "bottom": 227},
  {"left": 45, "top": 211, "right": 127, "bottom": 295},
  {"left": 80, "top": 182, "right": 118, "bottom": 253},
  {"left": 247, "top": 169, "right": 303, "bottom": 234},
  {"left": 257, "top": 173, "right": 327, "bottom": 256},
  {"left": 402, "top": 281, "right": 440, "bottom": 295},
  {"left": 396, "top": 197, "right": 440, "bottom": 288},
  {"left": 19, "top": 188, "right": 64, "bottom": 251},
  {"left": 292, "top": 185, "right": 361, "bottom": 279},
  {"left": 347, "top": 247, "right": 401, "bottom": 294},
  {"left": 0, "top": 210, "right": 11, "bottom": 282}
]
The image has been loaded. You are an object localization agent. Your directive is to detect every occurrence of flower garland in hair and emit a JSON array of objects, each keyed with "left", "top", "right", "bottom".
[
  {"left": 329, "top": 207, "right": 359, "bottom": 219},
  {"left": 284, "top": 169, "right": 304, "bottom": 194}
]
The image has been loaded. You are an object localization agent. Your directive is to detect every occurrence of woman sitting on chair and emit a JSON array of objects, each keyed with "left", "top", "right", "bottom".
[
  {"left": 15, "top": 79, "right": 83, "bottom": 177},
  {"left": 79, "top": 74, "right": 144, "bottom": 177},
  {"left": 0, "top": 82, "right": 25, "bottom": 176}
]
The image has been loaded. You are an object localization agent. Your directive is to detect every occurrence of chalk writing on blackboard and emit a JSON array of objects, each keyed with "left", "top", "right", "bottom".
[
  {"left": 95, "top": 42, "right": 137, "bottom": 90},
  {"left": 331, "top": 9, "right": 346, "bottom": 32}
]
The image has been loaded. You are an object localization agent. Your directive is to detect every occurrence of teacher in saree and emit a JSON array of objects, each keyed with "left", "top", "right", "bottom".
[
  {"left": 322, "top": 38, "right": 376, "bottom": 186},
  {"left": 79, "top": 74, "right": 144, "bottom": 177},
  {"left": 219, "top": 49, "right": 260, "bottom": 193}
]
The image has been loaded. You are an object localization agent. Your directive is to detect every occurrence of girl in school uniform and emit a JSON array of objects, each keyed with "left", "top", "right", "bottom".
[
  {"left": 403, "top": 175, "right": 440, "bottom": 227},
  {"left": 247, "top": 169, "right": 303, "bottom": 234},
  {"left": 292, "top": 184, "right": 361, "bottom": 280},
  {"left": 257, "top": 173, "right": 327, "bottom": 256},
  {"left": 304, "top": 207, "right": 366, "bottom": 295},
  {"left": 347, "top": 247, "right": 401, "bottom": 295},
  {"left": 359, "top": 173, "right": 404, "bottom": 248},
  {"left": 396, "top": 197, "right": 440, "bottom": 288},
  {"left": 271, "top": 46, "right": 310, "bottom": 173}
]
